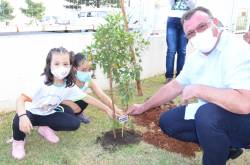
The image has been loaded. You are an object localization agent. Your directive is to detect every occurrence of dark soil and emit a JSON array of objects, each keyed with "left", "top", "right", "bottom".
[
  {"left": 133, "top": 102, "right": 200, "bottom": 157},
  {"left": 96, "top": 129, "right": 142, "bottom": 152}
]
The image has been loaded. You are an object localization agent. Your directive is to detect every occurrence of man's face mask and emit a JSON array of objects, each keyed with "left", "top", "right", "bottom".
[
  {"left": 51, "top": 66, "right": 71, "bottom": 80},
  {"left": 190, "top": 26, "right": 218, "bottom": 54}
]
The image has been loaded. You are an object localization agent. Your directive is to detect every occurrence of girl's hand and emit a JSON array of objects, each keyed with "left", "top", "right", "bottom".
[
  {"left": 115, "top": 108, "right": 124, "bottom": 116},
  {"left": 106, "top": 109, "right": 123, "bottom": 119},
  {"left": 106, "top": 110, "right": 114, "bottom": 118},
  {"left": 106, "top": 109, "right": 128, "bottom": 123},
  {"left": 19, "top": 115, "right": 33, "bottom": 134}
]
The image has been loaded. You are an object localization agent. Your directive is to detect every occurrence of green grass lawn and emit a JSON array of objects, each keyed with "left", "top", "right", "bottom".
[{"left": 0, "top": 75, "right": 249, "bottom": 165}]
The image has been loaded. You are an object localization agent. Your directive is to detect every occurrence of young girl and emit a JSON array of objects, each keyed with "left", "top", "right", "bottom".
[
  {"left": 70, "top": 52, "right": 123, "bottom": 123},
  {"left": 12, "top": 47, "right": 121, "bottom": 160}
]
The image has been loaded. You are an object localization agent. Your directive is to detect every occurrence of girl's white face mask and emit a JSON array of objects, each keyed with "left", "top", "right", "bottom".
[
  {"left": 190, "top": 26, "right": 218, "bottom": 54},
  {"left": 51, "top": 66, "right": 71, "bottom": 80}
]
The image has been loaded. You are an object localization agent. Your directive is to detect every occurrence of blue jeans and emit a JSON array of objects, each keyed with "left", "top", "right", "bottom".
[
  {"left": 159, "top": 103, "right": 250, "bottom": 165},
  {"left": 165, "top": 17, "right": 187, "bottom": 79}
]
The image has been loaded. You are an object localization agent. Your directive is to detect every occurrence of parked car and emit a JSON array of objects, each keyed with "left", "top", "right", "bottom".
[{"left": 77, "top": 8, "right": 117, "bottom": 31}]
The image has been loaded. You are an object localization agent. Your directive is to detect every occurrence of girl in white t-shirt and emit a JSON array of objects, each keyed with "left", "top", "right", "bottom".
[{"left": 12, "top": 47, "right": 122, "bottom": 160}]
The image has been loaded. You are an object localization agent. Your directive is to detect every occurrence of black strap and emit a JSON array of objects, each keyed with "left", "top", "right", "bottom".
[{"left": 18, "top": 113, "right": 27, "bottom": 118}]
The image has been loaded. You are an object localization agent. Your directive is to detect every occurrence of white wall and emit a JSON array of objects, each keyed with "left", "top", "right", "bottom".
[{"left": 192, "top": 0, "right": 250, "bottom": 31}]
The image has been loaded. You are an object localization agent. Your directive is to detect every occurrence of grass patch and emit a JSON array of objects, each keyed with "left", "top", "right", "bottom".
[{"left": 0, "top": 74, "right": 249, "bottom": 165}]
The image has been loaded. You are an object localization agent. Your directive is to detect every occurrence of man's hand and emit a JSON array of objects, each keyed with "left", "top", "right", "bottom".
[
  {"left": 126, "top": 104, "right": 145, "bottom": 115},
  {"left": 181, "top": 85, "right": 200, "bottom": 105},
  {"left": 106, "top": 108, "right": 124, "bottom": 117},
  {"left": 19, "top": 115, "right": 33, "bottom": 134}
]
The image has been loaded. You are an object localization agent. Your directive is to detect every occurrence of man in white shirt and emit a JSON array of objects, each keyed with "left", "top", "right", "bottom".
[{"left": 127, "top": 6, "right": 250, "bottom": 165}]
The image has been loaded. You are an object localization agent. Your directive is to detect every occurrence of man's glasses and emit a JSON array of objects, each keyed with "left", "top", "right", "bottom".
[{"left": 186, "top": 22, "right": 211, "bottom": 39}]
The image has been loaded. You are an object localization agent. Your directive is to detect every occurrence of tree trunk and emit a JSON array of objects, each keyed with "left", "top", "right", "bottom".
[
  {"left": 116, "top": 0, "right": 120, "bottom": 8},
  {"left": 86, "top": 0, "right": 90, "bottom": 6},
  {"left": 96, "top": 0, "right": 100, "bottom": 8},
  {"left": 120, "top": 0, "right": 143, "bottom": 96}
]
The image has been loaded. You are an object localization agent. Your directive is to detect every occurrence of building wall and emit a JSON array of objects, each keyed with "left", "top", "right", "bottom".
[
  {"left": 197, "top": 0, "right": 250, "bottom": 32},
  {"left": 127, "top": 0, "right": 250, "bottom": 33}
]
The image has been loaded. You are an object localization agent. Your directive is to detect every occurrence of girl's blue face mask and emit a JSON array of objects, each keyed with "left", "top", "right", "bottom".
[{"left": 76, "top": 71, "right": 91, "bottom": 82}]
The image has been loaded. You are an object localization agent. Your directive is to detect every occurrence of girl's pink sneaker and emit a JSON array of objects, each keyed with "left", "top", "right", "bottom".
[
  {"left": 12, "top": 140, "right": 25, "bottom": 160},
  {"left": 38, "top": 126, "right": 59, "bottom": 143}
]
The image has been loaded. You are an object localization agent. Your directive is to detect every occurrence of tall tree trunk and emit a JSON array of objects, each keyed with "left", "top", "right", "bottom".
[
  {"left": 116, "top": 0, "right": 120, "bottom": 8},
  {"left": 96, "top": 0, "right": 100, "bottom": 8},
  {"left": 109, "top": 67, "right": 116, "bottom": 139},
  {"left": 120, "top": 0, "right": 143, "bottom": 96},
  {"left": 86, "top": 0, "right": 90, "bottom": 6}
]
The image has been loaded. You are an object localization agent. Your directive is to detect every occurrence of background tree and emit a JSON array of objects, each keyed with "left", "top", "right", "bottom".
[
  {"left": 0, "top": 0, "right": 14, "bottom": 24},
  {"left": 64, "top": 0, "right": 82, "bottom": 9},
  {"left": 64, "top": 0, "right": 119, "bottom": 9},
  {"left": 20, "top": 0, "right": 45, "bottom": 24}
]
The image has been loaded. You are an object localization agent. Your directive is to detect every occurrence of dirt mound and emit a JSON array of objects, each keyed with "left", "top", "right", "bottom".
[
  {"left": 133, "top": 103, "right": 200, "bottom": 157},
  {"left": 96, "top": 129, "right": 142, "bottom": 152}
]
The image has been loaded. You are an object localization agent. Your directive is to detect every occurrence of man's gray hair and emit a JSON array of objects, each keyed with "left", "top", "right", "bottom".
[{"left": 181, "top": 6, "right": 214, "bottom": 25}]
